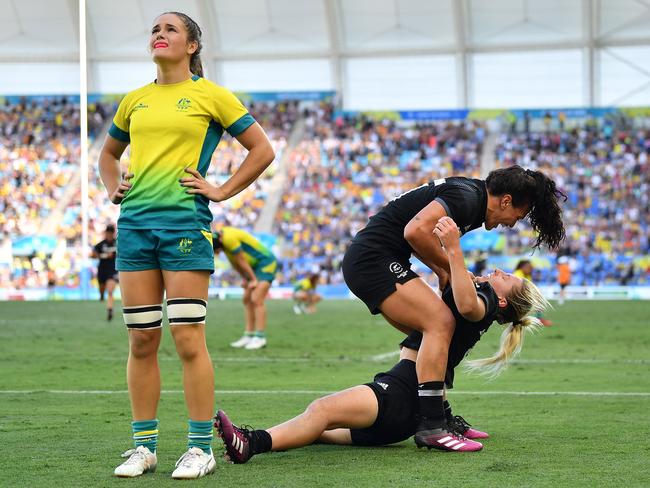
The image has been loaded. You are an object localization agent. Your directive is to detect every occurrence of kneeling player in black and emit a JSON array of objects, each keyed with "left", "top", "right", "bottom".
[
  {"left": 341, "top": 165, "right": 564, "bottom": 449},
  {"left": 92, "top": 224, "right": 118, "bottom": 321},
  {"left": 214, "top": 219, "right": 550, "bottom": 459}
]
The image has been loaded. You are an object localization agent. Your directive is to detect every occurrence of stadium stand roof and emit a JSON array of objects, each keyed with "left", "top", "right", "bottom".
[{"left": 1, "top": 0, "right": 650, "bottom": 107}]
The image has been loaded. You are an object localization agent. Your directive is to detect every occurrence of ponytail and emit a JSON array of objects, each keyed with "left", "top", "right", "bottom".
[
  {"left": 526, "top": 169, "right": 566, "bottom": 250},
  {"left": 465, "top": 278, "right": 549, "bottom": 376},
  {"left": 190, "top": 53, "right": 204, "bottom": 78},
  {"left": 465, "top": 317, "right": 542, "bottom": 377}
]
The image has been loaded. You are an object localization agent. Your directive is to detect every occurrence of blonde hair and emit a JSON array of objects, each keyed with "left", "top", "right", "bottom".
[{"left": 465, "top": 278, "right": 550, "bottom": 377}]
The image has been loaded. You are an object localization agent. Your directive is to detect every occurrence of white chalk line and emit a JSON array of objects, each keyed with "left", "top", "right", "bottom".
[
  {"left": 91, "top": 354, "right": 650, "bottom": 365},
  {"left": 0, "top": 389, "right": 649, "bottom": 397}
]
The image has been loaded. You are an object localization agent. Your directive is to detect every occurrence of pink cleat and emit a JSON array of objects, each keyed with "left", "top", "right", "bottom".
[
  {"left": 415, "top": 422, "right": 483, "bottom": 452},
  {"left": 214, "top": 410, "right": 254, "bottom": 464},
  {"left": 450, "top": 415, "right": 489, "bottom": 439}
]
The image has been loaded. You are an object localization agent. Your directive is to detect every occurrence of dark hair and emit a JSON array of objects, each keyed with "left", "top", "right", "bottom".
[
  {"left": 486, "top": 165, "right": 567, "bottom": 250},
  {"left": 164, "top": 12, "right": 203, "bottom": 77},
  {"left": 105, "top": 224, "right": 115, "bottom": 233},
  {"left": 515, "top": 259, "right": 531, "bottom": 270}
]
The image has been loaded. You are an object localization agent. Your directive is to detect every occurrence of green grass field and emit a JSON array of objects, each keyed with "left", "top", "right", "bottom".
[{"left": 1, "top": 299, "right": 649, "bottom": 487}]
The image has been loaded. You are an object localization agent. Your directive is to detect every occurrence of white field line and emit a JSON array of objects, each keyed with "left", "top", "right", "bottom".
[
  {"left": 368, "top": 351, "right": 400, "bottom": 361},
  {"left": 93, "top": 355, "right": 650, "bottom": 365},
  {"left": 0, "top": 389, "right": 649, "bottom": 397},
  {"left": 511, "top": 358, "right": 650, "bottom": 365}
]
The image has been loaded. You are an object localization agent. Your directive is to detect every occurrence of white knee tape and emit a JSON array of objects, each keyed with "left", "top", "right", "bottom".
[
  {"left": 166, "top": 298, "right": 207, "bottom": 325},
  {"left": 123, "top": 304, "right": 163, "bottom": 329}
]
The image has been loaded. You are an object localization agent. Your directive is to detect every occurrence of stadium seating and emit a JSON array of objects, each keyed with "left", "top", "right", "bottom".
[
  {"left": 2, "top": 97, "right": 648, "bottom": 290},
  {"left": 494, "top": 125, "right": 649, "bottom": 284}
]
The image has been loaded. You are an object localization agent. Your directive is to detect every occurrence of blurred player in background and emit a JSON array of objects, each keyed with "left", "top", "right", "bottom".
[
  {"left": 92, "top": 224, "right": 118, "bottom": 321},
  {"left": 557, "top": 256, "right": 572, "bottom": 305},
  {"left": 213, "top": 226, "right": 277, "bottom": 350},
  {"left": 342, "top": 166, "right": 565, "bottom": 450},
  {"left": 292, "top": 272, "right": 321, "bottom": 314},
  {"left": 215, "top": 218, "right": 550, "bottom": 459},
  {"left": 513, "top": 259, "right": 552, "bottom": 326},
  {"left": 99, "top": 11, "right": 274, "bottom": 479}
]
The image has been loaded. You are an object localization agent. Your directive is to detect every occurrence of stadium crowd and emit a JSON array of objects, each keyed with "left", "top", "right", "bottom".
[
  {"left": 0, "top": 97, "right": 81, "bottom": 290},
  {"left": 2, "top": 96, "right": 648, "bottom": 293},
  {"left": 495, "top": 124, "right": 649, "bottom": 285}
]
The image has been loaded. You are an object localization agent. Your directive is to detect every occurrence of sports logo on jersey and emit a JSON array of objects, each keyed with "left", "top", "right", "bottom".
[
  {"left": 389, "top": 262, "right": 408, "bottom": 278},
  {"left": 178, "top": 238, "right": 193, "bottom": 254},
  {"left": 376, "top": 382, "right": 389, "bottom": 390},
  {"left": 176, "top": 97, "right": 192, "bottom": 111},
  {"left": 133, "top": 103, "right": 149, "bottom": 111}
]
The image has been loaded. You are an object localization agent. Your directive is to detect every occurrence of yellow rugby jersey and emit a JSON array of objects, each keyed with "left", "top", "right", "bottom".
[
  {"left": 108, "top": 75, "right": 255, "bottom": 230},
  {"left": 217, "top": 227, "right": 275, "bottom": 268},
  {"left": 294, "top": 278, "right": 313, "bottom": 292},
  {"left": 513, "top": 269, "right": 532, "bottom": 281}
]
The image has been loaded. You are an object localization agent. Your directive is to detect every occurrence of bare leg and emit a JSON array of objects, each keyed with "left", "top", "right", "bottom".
[
  {"left": 267, "top": 386, "right": 378, "bottom": 451},
  {"left": 242, "top": 286, "right": 255, "bottom": 334},
  {"left": 106, "top": 278, "right": 116, "bottom": 311},
  {"left": 379, "top": 278, "right": 455, "bottom": 383},
  {"left": 164, "top": 270, "right": 214, "bottom": 421},
  {"left": 120, "top": 270, "right": 164, "bottom": 420},
  {"left": 318, "top": 428, "right": 353, "bottom": 445},
  {"left": 251, "top": 281, "right": 271, "bottom": 333}
]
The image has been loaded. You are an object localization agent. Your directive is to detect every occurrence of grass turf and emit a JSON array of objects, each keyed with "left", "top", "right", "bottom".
[{"left": 0, "top": 299, "right": 649, "bottom": 487}]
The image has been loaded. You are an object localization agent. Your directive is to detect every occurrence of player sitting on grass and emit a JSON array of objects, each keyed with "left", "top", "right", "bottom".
[
  {"left": 215, "top": 218, "right": 550, "bottom": 459},
  {"left": 292, "top": 272, "right": 321, "bottom": 314}
]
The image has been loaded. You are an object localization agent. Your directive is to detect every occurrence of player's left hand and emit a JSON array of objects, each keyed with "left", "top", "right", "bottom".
[
  {"left": 180, "top": 167, "right": 227, "bottom": 202},
  {"left": 433, "top": 216, "right": 462, "bottom": 250}
]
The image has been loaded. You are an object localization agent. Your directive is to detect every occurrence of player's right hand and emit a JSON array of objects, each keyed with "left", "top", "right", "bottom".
[
  {"left": 109, "top": 173, "right": 133, "bottom": 204},
  {"left": 433, "top": 216, "right": 461, "bottom": 250}
]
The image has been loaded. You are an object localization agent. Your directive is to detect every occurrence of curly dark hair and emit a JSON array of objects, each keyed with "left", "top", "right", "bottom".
[{"left": 486, "top": 165, "right": 567, "bottom": 250}]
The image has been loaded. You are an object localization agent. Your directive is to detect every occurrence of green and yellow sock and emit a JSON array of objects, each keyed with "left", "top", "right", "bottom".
[
  {"left": 188, "top": 420, "right": 213, "bottom": 454},
  {"left": 132, "top": 419, "right": 158, "bottom": 453}
]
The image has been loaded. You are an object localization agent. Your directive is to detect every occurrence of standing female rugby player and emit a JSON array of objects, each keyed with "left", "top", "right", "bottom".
[
  {"left": 342, "top": 165, "right": 565, "bottom": 450},
  {"left": 99, "top": 12, "right": 274, "bottom": 479},
  {"left": 215, "top": 216, "right": 550, "bottom": 459}
]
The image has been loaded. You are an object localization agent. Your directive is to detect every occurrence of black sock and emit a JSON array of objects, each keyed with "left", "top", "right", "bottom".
[
  {"left": 444, "top": 400, "right": 453, "bottom": 421},
  {"left": 251, "top": 430, "right": 272, "bottom": 454},
  {"left": 418, "top": 381, "right": 445, "bottom": 427}
]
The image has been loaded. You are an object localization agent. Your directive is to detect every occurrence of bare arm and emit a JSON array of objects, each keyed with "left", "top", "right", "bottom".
[
  {"left": 434, "top": 217, "right": 486, "bottom": 322},
  {"left": 180, "top": 122, "right": 275, "bottom": 202},
  {"left": 98, "top": 135, "right": 131, "bottom": 203},
  {"left": 227, "top": 252, "right": 257, "bottom": 284},
  {"left": 404, "top": 200, "right": 451, "bottom": 274}
]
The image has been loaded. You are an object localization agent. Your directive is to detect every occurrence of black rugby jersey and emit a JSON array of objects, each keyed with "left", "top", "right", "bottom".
[
  {"left": 94, "top": 239, "right": 117, "bottom": 273},
  {"left": 400, "top": 281, "right": 499, "bottom": 371},
  {"left": 352, "top": 177, "right": 487, "bottom": 257}
]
